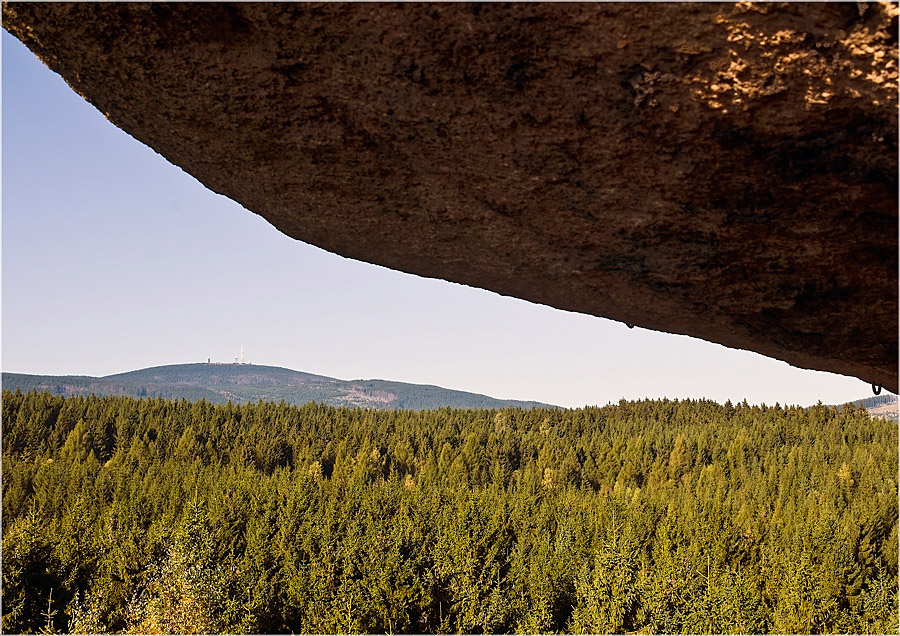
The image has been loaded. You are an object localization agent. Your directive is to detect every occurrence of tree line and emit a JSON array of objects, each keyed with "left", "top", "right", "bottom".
[{"left": 2, "top": 390, "right": 897, "bottom": 633}]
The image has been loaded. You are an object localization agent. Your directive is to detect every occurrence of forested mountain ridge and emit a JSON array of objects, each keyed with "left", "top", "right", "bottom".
[
  {"left": 1, "top": 363, "right": 556, "bottom": 410},
  {"left": 850, "top": 394, "right": 898, "bottom": 409},
  {"left": 2, "top": 391, "right": 896, "bottom": 634},
  {"left": 846, "top": 393, "right": 899, "bottom": 422}
]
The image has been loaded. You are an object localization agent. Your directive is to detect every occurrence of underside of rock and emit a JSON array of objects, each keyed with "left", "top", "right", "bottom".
[{"left": 4, "top": 2, "right": 897, "bottom": 392}]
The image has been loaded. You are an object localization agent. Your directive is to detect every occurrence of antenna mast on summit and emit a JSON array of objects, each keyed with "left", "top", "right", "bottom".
[{"left": 241, "top": 345, "right": 244, "bottom": 364}]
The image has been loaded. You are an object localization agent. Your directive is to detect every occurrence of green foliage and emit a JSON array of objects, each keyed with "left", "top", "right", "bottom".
[
  {"left": 1, "top": 390, "right": 897, "bottom": 633},
  {"left": 125, "top": 499, "right": 233, "bottom": 633},
  {"left": 2, "top": 511, "right": 65, "bottom": 633},
  {"left": 571, "top": 515, "right": 640, "bottom": 634}
]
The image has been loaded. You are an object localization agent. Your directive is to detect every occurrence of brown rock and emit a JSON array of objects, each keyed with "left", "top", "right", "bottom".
[{"left": 4, "top": 2, "right": 897, "bottom": 391}]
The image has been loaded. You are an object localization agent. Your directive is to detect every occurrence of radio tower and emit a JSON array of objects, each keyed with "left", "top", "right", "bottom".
[{"left": 241, "top": 345, "right": 244, "bottom": 364}]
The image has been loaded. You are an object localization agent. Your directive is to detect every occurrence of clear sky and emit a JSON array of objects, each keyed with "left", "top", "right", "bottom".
[{"left": 1, "top": 31, "right": 884, "bottom": 409}]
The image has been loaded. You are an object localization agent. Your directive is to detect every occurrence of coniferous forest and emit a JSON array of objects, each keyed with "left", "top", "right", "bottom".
[{"left": 2, "top": 390, "right": 897, "bottom": 634}]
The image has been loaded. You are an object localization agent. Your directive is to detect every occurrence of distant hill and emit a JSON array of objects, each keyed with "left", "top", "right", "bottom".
[
  {"left": 2, "top": 363, "right": 557, "bottom": 411},
  {"left": 838, "top": 393, "right": 899, "bottom": 422}
]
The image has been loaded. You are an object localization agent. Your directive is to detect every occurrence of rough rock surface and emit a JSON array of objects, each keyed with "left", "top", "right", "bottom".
[{"left": 4, "top": 2, "right": 897, "bottom": 391}]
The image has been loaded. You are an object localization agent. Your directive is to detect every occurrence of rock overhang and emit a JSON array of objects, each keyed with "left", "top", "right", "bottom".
[{"left": 3, "top": 2, "right": 897, "bottom": 392}]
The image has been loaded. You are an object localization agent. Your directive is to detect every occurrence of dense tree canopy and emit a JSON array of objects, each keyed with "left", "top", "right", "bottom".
[{"left": 2, "top": 390, "right": 897, "bottom": 633}]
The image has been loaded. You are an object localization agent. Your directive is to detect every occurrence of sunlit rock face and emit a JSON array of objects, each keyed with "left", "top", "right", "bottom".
[{"left": 4, "top": 2, "right": 897, "bottom": 391}]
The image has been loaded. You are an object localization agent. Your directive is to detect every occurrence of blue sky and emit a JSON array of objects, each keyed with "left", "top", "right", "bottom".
[{"left": 1, "top": 31, "right": 879, "bottom": 408}]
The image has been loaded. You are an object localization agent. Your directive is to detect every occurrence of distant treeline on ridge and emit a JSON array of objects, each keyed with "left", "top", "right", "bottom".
[{"left": 1, "top": 363, "right": 557, "bottom": 411}]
